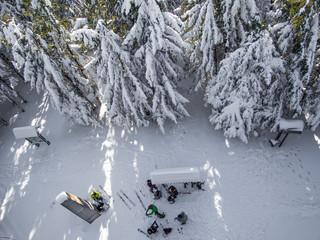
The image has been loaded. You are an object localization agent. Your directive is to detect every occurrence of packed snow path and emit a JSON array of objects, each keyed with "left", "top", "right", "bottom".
[{"left": 0, "top": 88, "right": 320, "bottom": 240}]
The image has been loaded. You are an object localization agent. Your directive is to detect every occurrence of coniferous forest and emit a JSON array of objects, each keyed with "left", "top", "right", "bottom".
[{"left": 0, "top": 0, "right": 319, "bottom": 142}]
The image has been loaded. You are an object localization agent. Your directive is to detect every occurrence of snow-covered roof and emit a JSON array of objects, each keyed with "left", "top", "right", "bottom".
[
  {"left": 55, "top": 192, "right": 68, "bottom": 204},
  {"left": 279, "top": 119, "right": 304, "bottom": 132},
  {"left": 13, "top": 126, "right": 38, "bottom": 139},
  {"left": 150, "top": 167, "right": 202, "bottom": 184}
]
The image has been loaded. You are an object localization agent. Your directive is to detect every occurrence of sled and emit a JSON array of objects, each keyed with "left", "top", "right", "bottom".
[{"left": 56, "top": 192, "right": 102, "bottom": 224}]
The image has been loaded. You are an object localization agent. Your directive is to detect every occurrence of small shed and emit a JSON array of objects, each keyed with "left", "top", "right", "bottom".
[
  {"left": 56, "top": 192, "right": 101, "bottom": 224},
  {"left": 150, "top": 167, "right": 202, "bottom": 185},
  {"left": 13, "top": 126, "right": 50, "bottom": 147}
]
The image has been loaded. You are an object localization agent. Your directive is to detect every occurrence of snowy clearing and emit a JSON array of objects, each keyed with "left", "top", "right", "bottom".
[{"left": 0, "top": 87, "right": 320, "bottom": 240}]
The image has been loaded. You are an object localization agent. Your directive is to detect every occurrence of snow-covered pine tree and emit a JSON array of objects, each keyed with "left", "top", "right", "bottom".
[
  {"left": 205, "top": 31, "right": 286, "bottom": 143},
  {"left": 0, "top": 6, "right": 27, "bottom": 112},
  {"left": 70, "top": 2, "right": 153, "bottom": 130},
  {"left": 221, "top": 0, "right": 260, "bottom": 51},
  {"left": 157, "top": 0, "right": 186, "bottom": 12},
  {"left": 289, "top": 1, "right": 319, "bottom": 130},
  {"left": 122, "top": 0, "right": 190, "bottom": 133},
  {"left": 270, "top": 0, "right": 320, "bottom": 130},
  {"left": 89, "top": 20, "right": 152, "bottom": 129},
  {"left": 1, "top": 0, "right": 101, "bottom": 125},
  {"left": 183, "top": 0, "right": 260, "bottom": 92},
  {"left": 0, "top": 53, "right": 27, "bottom": 107},
  {"left": 81, "top": 0, "right": 134, "bottom": 37},
  {"left": 183, "top": 0, "right": 223, "bottom": 90},
  {"left": 307, "top": 59, "right": 320, "bottom": 130}
]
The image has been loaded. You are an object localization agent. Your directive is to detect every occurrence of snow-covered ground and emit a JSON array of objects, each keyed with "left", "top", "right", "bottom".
[{"left": 0, "top": 83, "right": 320, "bottom": 240}]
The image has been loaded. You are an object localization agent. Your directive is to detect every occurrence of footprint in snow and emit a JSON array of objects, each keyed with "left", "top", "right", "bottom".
[
  {"left": 299, "top": 174, "right": 303, "bottom": 179},
  {"left": 308, "top": 171, "right": 311, "bottom": 175},
  {"left": 300, "top": 164, "right": 304, "bottom": 169},
  {"left": 292, "top": 169, "right": 296, "bottom": 173},
  {"left": 306, "top": 177, "right": 310, "bottom": 182}
]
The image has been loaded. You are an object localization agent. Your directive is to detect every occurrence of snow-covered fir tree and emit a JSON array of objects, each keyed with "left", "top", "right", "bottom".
[
  {"left": 0, "top": 3, "right": 27, "bottom": 112},
  {"left": 157, "top": 0, "right": 186, "bottom": 12},
  {"left": 0, "top": 5, "right": 27, "bottom": 108},
  {"left": 183, "top": 0, "right": 223, "bottom": 90},
  {"left": 184, "top": 0, "right": 260, "bottom": 91},
  {"left": 205, "top": 31, "right": 286, "bottom": 142},
  {"left": 1, "top": 0, "right": 319, "bottom": 141},
  {"left": 95, "top": 22, "right": 151, "bottom": 129},
  {"left": 220, "top": 0, "right": 260, "bottom": 51},
  {"left": 71, "top": 19, "right": 152, "bottom": 130},
  {"left": 307, "top": 58, "right": 320, "bottom": 130},
  {"left": 81, "top": 0, "right": 136, "bottom": 38},
  {"left": 0, "top": 53, "right": 27, "bottom": 111},
  {"left": 270, "top": 0, "right": 320, "bottom": 130},
  {"left": 1, "top": 0, "right": 101, "bottom": 125},
  {"left": 121, "top": 0, "right": 190, "bottom": 133}
]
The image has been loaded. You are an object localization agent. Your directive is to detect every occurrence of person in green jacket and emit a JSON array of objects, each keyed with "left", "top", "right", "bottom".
[{"left": 146, "top": 204, "right": 165, "bottom": 218}]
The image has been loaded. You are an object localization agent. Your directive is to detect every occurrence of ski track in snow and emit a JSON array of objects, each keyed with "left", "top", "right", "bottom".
[{"left": 0, "top": 87, "right": 320, "bottom": 240}]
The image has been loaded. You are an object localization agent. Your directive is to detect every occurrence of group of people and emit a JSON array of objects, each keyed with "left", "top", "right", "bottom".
[
  {"left": 89, "top": 180, "right": 190, "bottom": 237},
  {"left": 147, "top": 180, "right": 178, "bottom": 203},
  {"left": 145, "top": 180, "right": 189, "bottom": 236},
  {"left": 145, "top": 203, "right": 188, "bottom": 236},
  {"left": 145, "top": 204, "right": 188, "bottom": 224}
]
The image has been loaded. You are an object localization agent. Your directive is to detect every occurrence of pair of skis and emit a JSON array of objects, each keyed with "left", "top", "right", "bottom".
[
  {"left": 117, "top": 190, "right": 136, "bottom": 210},
  {"left": 135, "top": 190, "right": 146, "bottom": 210},
  {"left": 98, "top": 187, "right": 153, "bottom": 240},
  {"left": 98, "top": 185, "right": 113, "bottom": 204},
  {"left": 99, "top": 186, "right": 145, "bottom": 211},
  {"left": 96, "top": 185, "right": 113, "bottom": 212},
  {"left": 95, "top": 188, "right": 154, "bottom": 240}
]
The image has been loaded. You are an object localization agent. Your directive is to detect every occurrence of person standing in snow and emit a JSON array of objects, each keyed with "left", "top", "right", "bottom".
[
  {"left": 91, "top": 191, "right": 104, "bottom": 211},
  {"left": 146, "top": 204, "right": 165, "bottom": 218},
  {"left": 147, "top": 221, "right": 159, "bottom": 234},
  {"left": 167, "top": 185, "right": 178, "bottom": 203},
  {"left": 175, "top": 211, "right": 188, "bottom": 225},
  {"left": 154, "top": 189, "right": 162, "bottom": 200},
  {"left": 147, "top": 179, "right": 157, "bottom": 193}
]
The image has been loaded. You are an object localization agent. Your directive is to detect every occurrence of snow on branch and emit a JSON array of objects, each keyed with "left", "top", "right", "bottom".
[
  {"left": 122, "top": 0, "right": 190, "bottom": 132},
  {"left": 206, "top": 31, "right": 285, "bottom": 142}
]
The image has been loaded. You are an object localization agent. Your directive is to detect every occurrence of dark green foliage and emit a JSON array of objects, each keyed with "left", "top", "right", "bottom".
[{"left": 0, "top": 0, "right": 319, "bottom": 135}]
